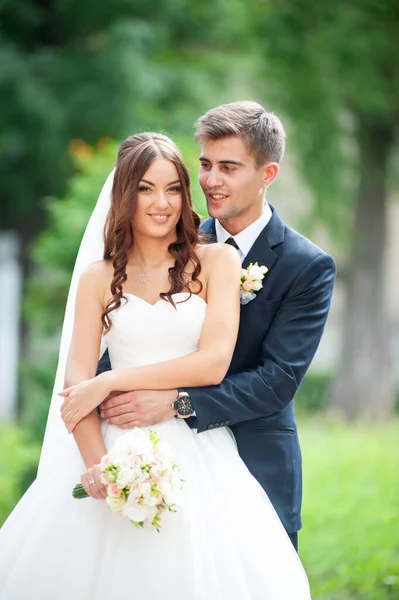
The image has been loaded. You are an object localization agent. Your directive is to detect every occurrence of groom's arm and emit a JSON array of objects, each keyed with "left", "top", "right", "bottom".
[
  {"left": 187, "top": 252, "right": 336, "bottom": 432},
  {"left": 101, "top": 252, "right": 335, "bottom": 429},
  {"left": 96, "top": 350, "right": 111, "bottom": 376}
]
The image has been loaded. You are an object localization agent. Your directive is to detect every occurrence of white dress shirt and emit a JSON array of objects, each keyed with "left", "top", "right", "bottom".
[
  {"left": 215, "top": 203, "right": 273, "bottom": 262},
  {"left": 187, "top": 203, "right": 272, "bottom": 417}
]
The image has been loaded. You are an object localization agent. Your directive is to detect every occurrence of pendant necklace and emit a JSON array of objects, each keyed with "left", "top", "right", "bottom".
[{"left": 132, "top": 254, "right": 168, "bottom": 284}]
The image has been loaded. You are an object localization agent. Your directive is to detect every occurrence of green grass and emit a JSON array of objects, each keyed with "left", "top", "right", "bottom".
[
  {"left": 299, "top": 417, "right": 399, "bottom": 600},
  {"left": 0, "top": 422, "right": 40, "bottom": 526}
]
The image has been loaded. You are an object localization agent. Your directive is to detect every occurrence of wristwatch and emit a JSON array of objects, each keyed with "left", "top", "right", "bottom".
[{"left": 172, "top": 391, "right": 194, "bottom": 418}]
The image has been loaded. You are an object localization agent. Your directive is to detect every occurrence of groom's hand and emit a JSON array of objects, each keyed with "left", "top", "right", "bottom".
[{"left": 100, "top": 389, "right": 177, "bottom": 428}]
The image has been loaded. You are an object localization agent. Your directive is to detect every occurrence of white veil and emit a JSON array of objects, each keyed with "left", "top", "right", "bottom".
[{"left": 37, "top": 169, "right": 115, "bottom": 477}]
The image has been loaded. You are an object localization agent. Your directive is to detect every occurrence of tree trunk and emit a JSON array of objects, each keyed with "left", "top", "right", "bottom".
[{"left": 329, "top": 116, "right": 395, "bottom": 419}]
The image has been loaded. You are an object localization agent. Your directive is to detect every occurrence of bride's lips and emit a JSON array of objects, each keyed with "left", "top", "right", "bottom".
[
  {"left": 207, "top": 192, "right": 229, "bottom": 206},
  {"left": 148, "top": 213, "right": 171, "bottom": 224}
]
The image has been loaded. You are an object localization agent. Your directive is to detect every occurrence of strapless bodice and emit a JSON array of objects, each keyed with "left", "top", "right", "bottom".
[{"left": 104, "top": 292, "right": 207, "bottom": 369}]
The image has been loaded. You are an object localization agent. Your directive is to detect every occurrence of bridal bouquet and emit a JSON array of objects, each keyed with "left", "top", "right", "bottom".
[{"left": 72, "top": 428, "right": 184, "bottom": 531}]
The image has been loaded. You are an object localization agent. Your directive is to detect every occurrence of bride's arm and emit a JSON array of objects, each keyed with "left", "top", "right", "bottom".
[
  {"left": 64, "top": 262, "right": 107, "bottom": 468},
  {"left": 60, "top": 244, "right": 241, "bottom": 433},
  {"left": 103, "top": 244, "right": 241, "bottom": 392}
]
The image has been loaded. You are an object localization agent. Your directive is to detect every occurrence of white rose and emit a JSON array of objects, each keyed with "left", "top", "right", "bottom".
[
  {"left": 260, "top": 265, "right": 268, "bottom": 275},
  {"left": 106, "top": 494, "right": 127, "bottom": 512},
  {"left": 116, "top": 467, "right": 135, "bottom": 489},
  {"left": 114, "top": 430, "right": 152, "bottom": 456},
  {"left": 252, "top": 280, "right": 263, "bottom": 291},
  {"left": 158, "top": 476, "right": 182, "bottom": 507},
  {"left": 247, "top": 265, "right": 264, "bottom": 280},
  {"left": 107, "top": 446, "right": 131, "bottom": 468},
  {"left": 241, "top": 268, "right": 248, "bottom": 279}
]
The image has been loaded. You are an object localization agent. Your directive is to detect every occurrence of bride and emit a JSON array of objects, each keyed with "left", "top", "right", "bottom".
[{"left": 0, "top": 132, "right": 311, "bottom": 599}]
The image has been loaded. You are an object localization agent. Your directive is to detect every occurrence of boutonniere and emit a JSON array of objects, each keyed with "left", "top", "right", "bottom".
[{"left": 240, "top": 262, "right": 269, "bottom": 305}]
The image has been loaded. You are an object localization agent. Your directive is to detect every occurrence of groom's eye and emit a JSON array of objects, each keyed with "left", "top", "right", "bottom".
[
  {"left": 200, "top": 162, "right": 211, "bottom": 170},
  {"left": 223, "top": 165, "right": 236, "bottom": 173}
]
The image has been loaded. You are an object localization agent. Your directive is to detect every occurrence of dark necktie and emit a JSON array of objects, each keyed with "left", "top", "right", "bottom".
[{"left": 225, "top": 236, "right": 239, "bottom": 250}]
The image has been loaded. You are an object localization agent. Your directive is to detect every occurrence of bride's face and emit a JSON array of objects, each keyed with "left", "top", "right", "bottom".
[{"left": 133, "top": 158, "right": 183, "bottom": 239}]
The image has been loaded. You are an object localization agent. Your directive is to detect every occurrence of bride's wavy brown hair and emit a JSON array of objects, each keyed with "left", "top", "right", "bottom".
[{"left": 102, "top": 132, "right": 202, "bottom": 332}]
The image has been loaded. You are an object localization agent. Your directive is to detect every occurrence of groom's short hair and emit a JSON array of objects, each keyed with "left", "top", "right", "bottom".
[{"left": 195, "top": 101, "right": 286, "bottom": 167}]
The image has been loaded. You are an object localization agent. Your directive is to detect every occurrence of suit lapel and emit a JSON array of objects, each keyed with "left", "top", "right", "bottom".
[
  {"left": 199, "top": 218, "right": 217, "bottom": 242},
  {"left": 200, "top": 206, "right": 286, "bottom": 273},
  {"left": 243, "top": 205, "right": 285, "bottom": 272}
]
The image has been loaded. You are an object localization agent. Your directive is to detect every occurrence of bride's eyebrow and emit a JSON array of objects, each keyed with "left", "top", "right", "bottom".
[{"left": 139, "top": 179, "right": 181, "bottom": 186}]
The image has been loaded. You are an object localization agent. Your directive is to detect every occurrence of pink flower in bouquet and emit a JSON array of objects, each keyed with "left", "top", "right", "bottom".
[
  {"left": 73, "top": 428, "right": 184, "bottom": 531},
  {"left": 108, "top": 484, "right": 122, "bottom": 498}
]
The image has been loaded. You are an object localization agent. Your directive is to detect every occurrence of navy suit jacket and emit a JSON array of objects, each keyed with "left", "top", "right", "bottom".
[
  {"left": 185, "top": 207, "right": 336, "bottom": 533},
  {"left": 97, "top": 206, "right": 336, "bottom": 534}
]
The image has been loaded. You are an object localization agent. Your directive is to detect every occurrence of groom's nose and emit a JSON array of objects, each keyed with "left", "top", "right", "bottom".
[{"left": 206, "top": 168, "right": 223, "bottom": 188}]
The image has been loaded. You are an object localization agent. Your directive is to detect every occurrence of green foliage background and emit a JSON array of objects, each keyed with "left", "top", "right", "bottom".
[{"left": 1, "top": 1, "right": 399, "bottom": 597}]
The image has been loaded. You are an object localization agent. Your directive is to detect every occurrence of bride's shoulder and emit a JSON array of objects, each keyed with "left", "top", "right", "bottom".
[
  {"left": 80, "top": 259, "right": 112, "bottom": 279},
  {"left": 78, "top": 260, "right": 112, "bottom": 295},
  {"left": 197, "top": 242, "right": 241, "bottom": 272}
]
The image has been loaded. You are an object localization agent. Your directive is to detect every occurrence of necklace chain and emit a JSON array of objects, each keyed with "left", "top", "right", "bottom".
[{"left": 132, "top": 254, "right": 169, "bottom": 284}]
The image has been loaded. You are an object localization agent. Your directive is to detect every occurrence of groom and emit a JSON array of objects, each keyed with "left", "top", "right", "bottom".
[{"left": 98, "top": 101, "right": 336, "bottom": 550}]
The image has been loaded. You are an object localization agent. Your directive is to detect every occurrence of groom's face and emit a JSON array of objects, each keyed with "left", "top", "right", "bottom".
[{"left": 199, "top": 136, "right": 273, "bottom": 231}]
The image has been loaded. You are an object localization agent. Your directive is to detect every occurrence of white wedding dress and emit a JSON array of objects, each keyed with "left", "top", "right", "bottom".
[{"left": 0, "top": 292, "right": 311, "bottom": 600}]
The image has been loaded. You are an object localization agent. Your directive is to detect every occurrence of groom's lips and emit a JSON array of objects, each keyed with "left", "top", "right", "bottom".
[{"left": 207, "top": 192, "right": 229, "bottom": 206}]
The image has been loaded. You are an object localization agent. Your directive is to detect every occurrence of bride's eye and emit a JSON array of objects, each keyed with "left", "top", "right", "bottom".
[
  {"left": 138, "top": 185, "right": 151, "bottom": 192},
  {"left": 168, "top": 186, "right": 182, "bottom": 193}
]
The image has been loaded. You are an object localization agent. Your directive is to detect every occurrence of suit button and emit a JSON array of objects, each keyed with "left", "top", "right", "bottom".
[
  {"left": 208, "top": 424, "right": 214, "bottom": 430},
  {"left": 224, "top": 420, "right": 229, "bottom": 426},
  {"left": 214, "top": 422, "right": 220, "bottom": 427}
]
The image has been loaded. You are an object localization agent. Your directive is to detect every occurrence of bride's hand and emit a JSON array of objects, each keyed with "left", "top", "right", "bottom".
[
  {"left": 81, "top": 464, "right": 107, "bottom": 500},
  {"left": 59, "top": 375, "right": 110, "bottom": 433}
]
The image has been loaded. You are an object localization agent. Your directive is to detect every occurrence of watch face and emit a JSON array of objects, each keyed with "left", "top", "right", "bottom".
[{"left": 175, "top": 395, "right": 193, "bottom": 416}]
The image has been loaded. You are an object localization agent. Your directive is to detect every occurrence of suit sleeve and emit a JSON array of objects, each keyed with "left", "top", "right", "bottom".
[
  {"left": 186, "top": 252, "right": 336, "bottom": 433},
  {"left": 96, "top": 349, "right": 112, "bottom": 376}
]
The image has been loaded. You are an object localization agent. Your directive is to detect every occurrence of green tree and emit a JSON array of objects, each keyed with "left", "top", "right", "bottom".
[
  {"left": 0, "top": 0, "right": 241, "bottom": 248},
  {"left": 1, "top": 0, "right": 254, "bottom": 450},
  {"left": 250, "top": 0, "right": 399, "bottom": 418},
  {"left": 0, "top": 2, "right": 144, "bottom": 237}
]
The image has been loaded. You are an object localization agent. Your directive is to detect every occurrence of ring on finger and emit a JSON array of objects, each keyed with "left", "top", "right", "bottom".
[{"left": 89, "top": 480, "right": 96, "bottom": 485}]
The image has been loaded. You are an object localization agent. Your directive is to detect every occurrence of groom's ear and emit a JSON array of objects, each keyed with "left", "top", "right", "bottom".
[{"left": 261, "top": 162, "right": 279, "bottom": 187}]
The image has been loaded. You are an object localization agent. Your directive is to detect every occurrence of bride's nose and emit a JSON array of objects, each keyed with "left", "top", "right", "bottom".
[{"left": 153, "top": 191, "right": 169, "bottom": 210}]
